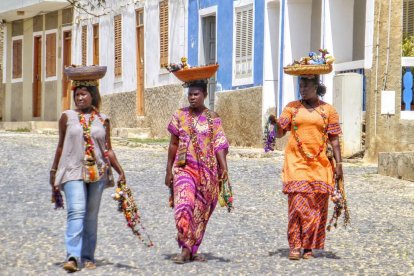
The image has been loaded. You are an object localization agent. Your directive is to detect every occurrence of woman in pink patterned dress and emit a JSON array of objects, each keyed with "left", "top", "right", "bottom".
[{"left": 165, "top": 81, "right": 229, "bottom": 264}]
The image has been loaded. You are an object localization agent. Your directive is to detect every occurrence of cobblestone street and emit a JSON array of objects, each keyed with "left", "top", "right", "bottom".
[{"left": 0, "top": 132, "right": 413, "bottom": 275}]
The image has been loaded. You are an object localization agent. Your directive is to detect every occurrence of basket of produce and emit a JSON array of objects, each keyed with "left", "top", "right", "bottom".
[
  {"left": 283, "top": 49, "right": 334, "bottom": 76},
  {"left": 166, "top": 57, "right": 219, "bottom": 82}
]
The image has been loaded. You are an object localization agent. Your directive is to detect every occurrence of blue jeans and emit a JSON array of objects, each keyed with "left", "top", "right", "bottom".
[{"left": 63, "top": 179, "right": 105, "bottom": 265}]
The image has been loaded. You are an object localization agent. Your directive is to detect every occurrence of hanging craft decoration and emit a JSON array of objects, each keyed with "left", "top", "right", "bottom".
[
  {"left": 112, "top": 181, "right": 154, "bottom": 247},
  {"left": 284, "top": 49, "right": 335, "bottom": 76},
  {"left": 263, "top": 115, "right": 277, "bottom": 152},
  {"left": 327, "top": 178, "right": 350, "bottom": 231}
]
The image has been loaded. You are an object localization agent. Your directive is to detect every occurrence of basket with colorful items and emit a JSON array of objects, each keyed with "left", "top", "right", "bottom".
[
  {"left": 283, "top": 49, "right": 335, "bottom": 76},
  {"left": 166, "top": 57, "right": 219, "bottom": 83}
]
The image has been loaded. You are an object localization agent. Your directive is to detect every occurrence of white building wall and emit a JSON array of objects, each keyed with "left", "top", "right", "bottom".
[
  {"left": 145, "top": 0, "right": 186, "bottom": 88},
  {"left": 263, "top": 0, "right": 279, "bottom": 120},
  {"left": 71, "top": 0, "right": 187, "bottom": 95},
  {"left": 283, "top": 0, "right": 312, "bottom": 107}
]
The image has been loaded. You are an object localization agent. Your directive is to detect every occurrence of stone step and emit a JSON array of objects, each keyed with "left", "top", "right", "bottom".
[
  {"left": 0, "top": 121, "right": 58, "bottom": 132},
  {"left": 111, "top": 127, "right": 151, "bottom": 139}
]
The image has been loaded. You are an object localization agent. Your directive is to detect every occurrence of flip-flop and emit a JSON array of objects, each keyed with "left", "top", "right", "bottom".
[
  {"left": 303, "top": 251, "right": 314, "bottom": 259},
  {"left": 191, "top": 254, "right": 207, "bottom": 262},
  {"left": 171, "top": 254, "right": 190, "bottom": 264},
  {"left": 288, "top": 249, "right": 301, "bottom": 260}
]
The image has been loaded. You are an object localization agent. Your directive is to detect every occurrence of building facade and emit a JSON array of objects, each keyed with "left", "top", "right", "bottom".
[
  {"left": 187, "top": 0, "right": 265, "bottom": 146},
  {"left": 70, "top": 0, "right": 188, "bottom": 138},
  {"left": 0, "top": 0, "right": 72, "bottom": 122}
]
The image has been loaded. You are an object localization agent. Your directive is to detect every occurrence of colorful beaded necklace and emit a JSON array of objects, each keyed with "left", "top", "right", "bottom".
[
  {"left": 292, "top": 100, "right": 328, "bottom": 160},
  {"left": 78, "top": 109, "right": 97, "bottom": 160},
  {"left": 78, "top": 109, "right": 107, "bottom": 176},
  {"left": 187, "top": 108, "right": 216, "bottom": 170}
]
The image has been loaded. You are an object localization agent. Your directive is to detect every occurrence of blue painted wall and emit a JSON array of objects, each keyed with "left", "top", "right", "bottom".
[{"left": 188, "top": 0, "right": 264, "bottom": 91}]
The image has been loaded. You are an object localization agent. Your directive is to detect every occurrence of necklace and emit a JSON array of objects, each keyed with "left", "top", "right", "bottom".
[
  {"left": 292, "top": 100, "right": 328, "bottom": 160},
  {"left": 187, "top": 108, "right": 216, "bottom": 170},
  {"left": 78, "top": 110, "right": 97, "bottom": 160}
]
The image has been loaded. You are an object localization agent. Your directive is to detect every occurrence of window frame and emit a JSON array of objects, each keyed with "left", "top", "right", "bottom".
[
  {"left": 114, "top": 14, "right": 123, "bottom": 79},
  {"left": 81, "top": 25, "right": 88, "bottom": 66},
  {"left": 45, "top": 29, "right": 58, "bottom": 81},
  {"left": 232, "top": 1, "right": 255, "bottom": 87},
  {"left": 159, "top": 0, "right": 169, "bottom": 68},
  {"left": 11, "top": 35, "right": 23, "bottom": 83}
]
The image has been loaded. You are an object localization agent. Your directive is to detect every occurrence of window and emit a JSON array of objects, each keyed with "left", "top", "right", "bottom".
[
  {"left": 404, "top": 0, "right": 414, "bottom": 36},
  {"left": 82, "top": 25, "right": 87, "bottom": 65},
  {"left": 114, "top": 15, "right": 122, "bottom": 77},
  {"left": 93, "top": 24, "right": 99, "bottom": 65},
  {"left": 234, "top": 4, "right": 254, "bottom": 81},
  {"left": 12, "top": 39, "right": 22, "bottom": 79},
  {"left": 159, "top": 0, "right": 169, "bottom": 67},
  {"left": 46, "top": 33, "right": 56, "bottom": 77}
]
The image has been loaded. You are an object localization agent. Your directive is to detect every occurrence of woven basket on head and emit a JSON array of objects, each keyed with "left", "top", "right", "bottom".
[
  {"left": 64, "top": 65, "right": 107, "bottom": 80},
  {"left": 173, "top": 64, "right": 219, "bottom": 82},
  {"left": 283, "top": 64, "right": 332, "bottom": 76}
]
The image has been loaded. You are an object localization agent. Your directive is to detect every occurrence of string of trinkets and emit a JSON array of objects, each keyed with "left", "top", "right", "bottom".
[
  {"left": 112, "top": 181, "right": 154, "bottom": 247},
  {"left": 292, "top": 101, "right": 328, "bottom": 160},
  {"left": 187, "top": 109, "right": 216, "bottom": 171}
]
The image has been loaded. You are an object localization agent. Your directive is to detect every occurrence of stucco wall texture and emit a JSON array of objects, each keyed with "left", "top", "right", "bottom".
[
  {"left": 101, "top": 84, "right": 185, "bottom": 138},
  {"left": 144, "top": 84, "right": 186, "bottom": 138},
  {"left": 215, "top": 87, "right": 263, "bottom": 147},
  {"left": 365, "top": 0, "right": 414, "bottom": 162},
  {"left": 101, "top": 91, "right": 138, "bottom": 129}
]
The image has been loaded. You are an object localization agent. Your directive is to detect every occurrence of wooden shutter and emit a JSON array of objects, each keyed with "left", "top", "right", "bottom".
[
  {"left": 404, "top": 0, "right": 414, "bottom": 36},
  {"left": 12, "top": 39, "right": 22, "bottom": 79},
  {"left": 114, "top": 15, "right": 122, "bottom": 77},
  {"left": 159, "top": 0, "right": 169, "bottom": 67},
  {"left": 93, "top": 24, "right": 99, "bottom": 65},
  {"left": 46, "top": 33, "right": 56, "bottom": 77},
  {"left": 235, "top": 5, "right": 253, "bottom": 79},
  {"left": 82, "top": 25, "right": 87, "bottom": 65}
]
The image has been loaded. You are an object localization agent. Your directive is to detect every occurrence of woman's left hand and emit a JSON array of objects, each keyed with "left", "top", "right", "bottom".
[
  {"left": 335, "top": 164, "right": 343, "bottom": 181},
  {"left": 117, "top": 172, "right": 126, "bottom": 184}
]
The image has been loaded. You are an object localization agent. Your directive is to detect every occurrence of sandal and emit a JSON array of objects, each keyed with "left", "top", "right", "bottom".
[
  {"left": 191, "top": 254, "right": 207, "bottom": 262},
  {"left": 63, "top": 260, "right": 79, "bottom": 272},
  {"left": 303, "top": 250, "right": 314, "bottom": 259},
  {"left": 288, "top": 249, "right": 301, "bottom": 260},
  {"left": 171, "top": 254, "right": 191, "bottom": 264},
  {"left": 84, "top": 261, "right": 97, "bottom": 269}
]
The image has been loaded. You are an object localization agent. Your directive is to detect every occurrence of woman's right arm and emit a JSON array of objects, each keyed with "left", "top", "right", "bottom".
[
  {"left": 165, "top": 134, "right": 179, "bottom": 188},
  {"left": 49, "top": 113, "right": 68, "bottom": 190}
]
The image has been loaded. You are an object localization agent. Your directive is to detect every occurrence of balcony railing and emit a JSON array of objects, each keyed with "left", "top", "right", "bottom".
[{"left": 401, "top": 57, "right": 414, "bottom": 119}]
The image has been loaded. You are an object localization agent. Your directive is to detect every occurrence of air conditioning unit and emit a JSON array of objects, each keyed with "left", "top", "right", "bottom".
[{"left": 333, "top": 73, "right": 363, "bottom": 157}]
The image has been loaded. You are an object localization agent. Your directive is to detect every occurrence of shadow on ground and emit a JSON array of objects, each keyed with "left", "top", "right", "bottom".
[
  {"left": 54, "top": 259, "right": 140, "bottom": 270},
  {"left": 163, "top": 253, "right": 231, "bottom": 263},
  {"left": 268, "top": 248, "right": 341, "bottom": 259}
]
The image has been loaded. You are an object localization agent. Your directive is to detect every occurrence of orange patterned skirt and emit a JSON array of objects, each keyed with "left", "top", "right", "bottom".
[{"left": 287, "top": 192, "right": 329, "bottom": 250}]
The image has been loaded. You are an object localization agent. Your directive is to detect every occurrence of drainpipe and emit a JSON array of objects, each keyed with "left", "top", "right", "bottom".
[
  {"left": 374, "top": 1, "right": 382, "bottom": 136},
  {"left": 382, "top": 0, "right": 391, "bottom": 91},
  {"left": 277, "top": 0, "right": 286, "bottom": 116}
]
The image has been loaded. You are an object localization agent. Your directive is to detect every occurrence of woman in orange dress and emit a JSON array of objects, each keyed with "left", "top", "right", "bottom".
[{"left": 274, "top": 75, "right": 343, "bottom": 260}]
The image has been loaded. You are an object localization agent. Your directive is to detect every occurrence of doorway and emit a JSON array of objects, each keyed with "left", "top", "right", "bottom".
[
  {"left": 201, "top": 15, "right": 217, "bottom": 110},
  {"left": 136, "top": 9, "right": 145, "bottom": 115},
  {"left": 33, "top": 36, "right": 42, "bottom": 118},
  {"left": 62, "top": 31, "right": 72, "bottom": 111}
]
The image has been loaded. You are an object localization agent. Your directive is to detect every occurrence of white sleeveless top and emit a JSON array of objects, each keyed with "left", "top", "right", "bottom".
[{"left": 54, "top": 110, "right": 112, "bottom": 189}]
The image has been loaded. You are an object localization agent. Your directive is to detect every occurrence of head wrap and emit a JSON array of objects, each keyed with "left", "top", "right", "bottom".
[{"left": 72, "top": 80, "right": 99, "bottom": 87}]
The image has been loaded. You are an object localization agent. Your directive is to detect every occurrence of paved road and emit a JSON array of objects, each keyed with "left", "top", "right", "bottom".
[{"left": 0, "top": 132, "right": 413, "bottom": 275}]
